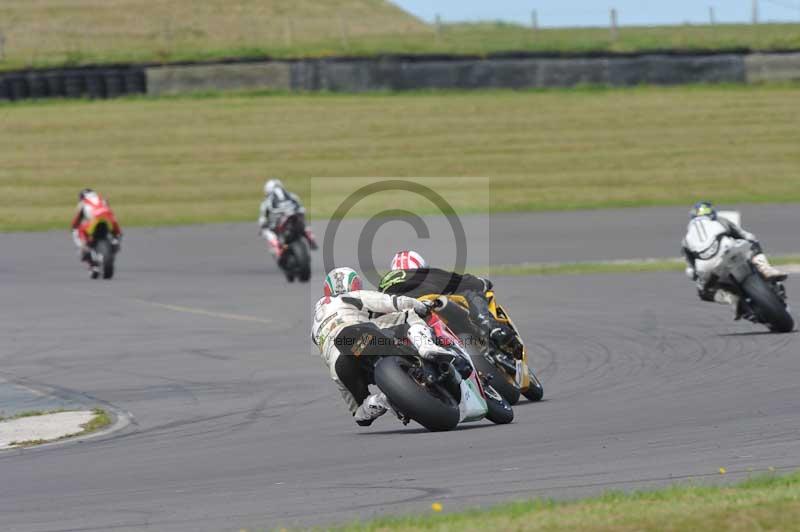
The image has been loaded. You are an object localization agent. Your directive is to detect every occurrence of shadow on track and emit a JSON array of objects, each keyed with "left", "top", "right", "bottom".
[
  {"left": 364, "top": 422, "right": 502, "bottom": 436},
  {"left": 718, "top": 330, "right": 798, "bottom": 337}
]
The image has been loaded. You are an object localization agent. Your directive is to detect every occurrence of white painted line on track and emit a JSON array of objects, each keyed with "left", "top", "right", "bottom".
[
  {"left": 132, "top": 299, "right": 273, "bottom": 324},
  {"left": 70, "top": 288, "right": 273, "bottom": 325}
]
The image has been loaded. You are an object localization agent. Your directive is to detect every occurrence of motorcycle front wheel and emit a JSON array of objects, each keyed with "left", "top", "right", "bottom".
[
  {"left": 742, "top": 275, "right": 794, "bottom": 333},
  {"left": 521, "top": 368, "right": 544, "bottom": 402},
  {"left": 483, "top": 385, "right": 514, "bottom": 425},
  {"left": 374, "top": 356, "right": 460, "bottom": 432}
]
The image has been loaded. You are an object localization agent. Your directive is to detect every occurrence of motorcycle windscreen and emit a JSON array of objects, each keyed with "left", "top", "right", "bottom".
[{"left": 458, "top": 377, "right": 488, "bottom": 423}]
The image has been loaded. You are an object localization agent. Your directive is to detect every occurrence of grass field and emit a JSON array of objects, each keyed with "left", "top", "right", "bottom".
[
  {"left": 2, "top": 84, "right": 799, "bottom": 231},
  {"left": 0, "top": 0, "right": 799, "bottom": 71},
  {"left": 334, "top": 471, "right": 800, "bottom": 531}
]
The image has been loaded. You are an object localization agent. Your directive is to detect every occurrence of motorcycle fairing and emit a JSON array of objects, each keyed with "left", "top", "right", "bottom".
[{"left": 417, "top": 291, "right": 531, "bottom": 391}]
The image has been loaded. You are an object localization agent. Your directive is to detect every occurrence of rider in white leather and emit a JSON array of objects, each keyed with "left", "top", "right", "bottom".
[{"left": 312, "top": 267, "right": 451, "bottom": 426}]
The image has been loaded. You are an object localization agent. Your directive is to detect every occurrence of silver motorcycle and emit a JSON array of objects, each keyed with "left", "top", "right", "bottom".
[{"left": 710, "top": 238, "right": 794, "bottom": 333}]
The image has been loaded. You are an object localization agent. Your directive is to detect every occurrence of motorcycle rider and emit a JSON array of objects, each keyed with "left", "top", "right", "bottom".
[
  {"left": 682, "top": 201, "right": 787, "bottom": 318},
  {"left": 70, "top": 188, "right": 122, "bottom": 274},
  {"left": 379, "top": 250, "right": 524, "bottom": 359},
  {"left": 312, "top": 267, "right": 451, "bottom": 426},
  {"left": 258, "top": 179, "right": 317, "bottom": 259}
]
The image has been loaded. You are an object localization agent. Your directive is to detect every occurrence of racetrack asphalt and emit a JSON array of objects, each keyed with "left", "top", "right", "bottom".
[{"left": 1, "top": 205, "right": 799, "bottom": 531}]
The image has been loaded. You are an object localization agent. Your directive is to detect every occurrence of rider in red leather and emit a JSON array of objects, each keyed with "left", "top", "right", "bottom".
[{"left": 70, "top": 188, "right": 122, "bottom": 264}]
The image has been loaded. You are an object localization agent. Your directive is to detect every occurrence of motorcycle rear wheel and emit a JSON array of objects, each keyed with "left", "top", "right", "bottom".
[
  {"left": 288, "top": 240, "right": 311, "bottom": 282},
  {"left": 742, "top": 275, "right": 794, "bottom": 333},
  {"left": 374, "top": 356, "right": 460, "bottom": 432}
]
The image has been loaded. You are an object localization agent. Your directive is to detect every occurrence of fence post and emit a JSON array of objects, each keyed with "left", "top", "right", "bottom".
[
  {"left": 610, "top": 8, "right": 619, "bottom": 41},
  {"left": 709, "top": 6, "right": 716, "bottom": 25},
  {"left": 285, "top": 17, "right": 294, "bottom": 47},
  {"left": 752, "top": 0, "right": 759, "bottom": 25},
  {"left": 531, "top": 10, "right": 539, "bottom": 33},
  {"left": 338, "top": 12, "right": 349, "bottom": 48},
  {"left": 435, "top": 14, "right": 443, "bottom": 42}
]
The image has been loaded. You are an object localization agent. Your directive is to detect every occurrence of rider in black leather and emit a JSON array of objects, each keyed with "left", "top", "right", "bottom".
[{"left": 380, "top": 250, "right": 524, "bottom": 360}]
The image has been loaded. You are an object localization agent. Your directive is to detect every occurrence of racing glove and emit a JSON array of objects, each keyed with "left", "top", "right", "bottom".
[{"left": 412, "top": 299, "right": 431, "bottom": 318}]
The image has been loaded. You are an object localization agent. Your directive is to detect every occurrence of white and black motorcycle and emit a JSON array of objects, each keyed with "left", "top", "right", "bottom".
[{"left": 692, "top": 234, "right": 793, "bottom": 333}]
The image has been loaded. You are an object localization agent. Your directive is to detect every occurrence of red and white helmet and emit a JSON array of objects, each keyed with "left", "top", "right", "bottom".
[
  {"left": 323, "top": 267, "right": 363, "bottom": 297},
  {"left": 389, "top": 250, "right": 427, "bottom": 271}
]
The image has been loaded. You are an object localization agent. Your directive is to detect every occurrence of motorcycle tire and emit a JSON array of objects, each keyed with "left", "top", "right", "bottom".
[
  {"left": 374, "top": 356, "right": 460, "bottom": 432},
  {"left": 290, "top": 240, "right": 311, "bottom": 283},
  {"left": 483, "top": 385, "right": 514, "bottom": 425},
  {"left": 521, "top": 368, "right": 544, "bottom": 402},
  {"left": 95, "top": 239, "right": 115, "bottom": 280},
  {"left": 742, "top": 275, "right": 794, "bottom": 333},
  {"left": 470, "top": 349, "right": 520, "bottom": 405}
]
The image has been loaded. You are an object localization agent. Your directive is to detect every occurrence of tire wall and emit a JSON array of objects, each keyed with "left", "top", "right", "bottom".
[
  {"left": 1, "top": 52, "right": 799, "bottom": 101},
  {"left": 0, "top": 67, "right": 145, "bottom": 101}
]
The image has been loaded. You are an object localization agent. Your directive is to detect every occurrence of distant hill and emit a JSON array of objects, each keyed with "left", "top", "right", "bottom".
[{"left": 0, "top": 0, "right": 428, "bottom": 69}]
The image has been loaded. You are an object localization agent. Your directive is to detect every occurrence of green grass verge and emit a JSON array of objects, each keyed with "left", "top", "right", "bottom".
[
  {"left": 332, "top": 471, "right": 800, "bottom": 531},
  {"left": 2, "top": 84, "right": 800, "bottom": 232},
  {"left": 1, "top": 9, "right": 799, "bottom": 71},
  {"left": 481, "top": 255, "right": 800, "bottom": 277}
]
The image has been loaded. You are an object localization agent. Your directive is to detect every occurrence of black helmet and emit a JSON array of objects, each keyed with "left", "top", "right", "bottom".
[{"left": 79, "top": 188, "right": 94, "bottom": 200}]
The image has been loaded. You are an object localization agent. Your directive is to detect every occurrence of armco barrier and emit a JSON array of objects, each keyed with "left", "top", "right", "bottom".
[{"left": 1, "top": 52, "right": 799, "bottom": 101}]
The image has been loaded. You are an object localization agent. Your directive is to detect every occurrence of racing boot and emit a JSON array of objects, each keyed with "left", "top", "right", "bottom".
[
  {"left": 489, "top": 326, "right": 524, "bottom": 360},
  {"left": 354, "top": 392, "right": 389, "bottom": 426},
  {"left": 475, "top": 312, "right": 524, "bottom": 360},
  {"left": 751, "top": 253, "right": 787, "bottom": 281},
  {"left": 407, "top": 323, "right": 451, "bottom": 361}
]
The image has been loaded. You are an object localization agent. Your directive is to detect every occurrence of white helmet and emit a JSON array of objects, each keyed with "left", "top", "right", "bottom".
[
  {"left": 264, "top": 178, "right": 283, "bottom": 196},
  {"left": 323, "top": 267, "right": 363, "bottom": 297},
  {"left": 389, "top": 250, "right": 427, "bottom": 271}
]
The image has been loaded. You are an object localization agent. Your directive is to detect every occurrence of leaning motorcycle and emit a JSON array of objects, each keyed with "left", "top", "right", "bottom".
[
  {"left": 274, "top": 213, "right": 312, "bottom": 283},
  {"left": 417, "top": 292, "right": 544, "bottom": 405},
  {"left": 707, "top": 238, "right": 794, "bottom": 333},
  {"left": 336, "top": 302, "right": 513, "bottom": 431},
  {"left": 87, "top": 220, "right": 118, "bottom": 280}
]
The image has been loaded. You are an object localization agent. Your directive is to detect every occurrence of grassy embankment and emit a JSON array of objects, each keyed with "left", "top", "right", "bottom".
[
  {"left": 2, "top": 84, "right": 799, "bottom": 231},
  {"left": 332, "top": 471, "right": 800, "bottom": 532},
  {"left": 0, "top": 0, "right": 799, "bottom": 70}
]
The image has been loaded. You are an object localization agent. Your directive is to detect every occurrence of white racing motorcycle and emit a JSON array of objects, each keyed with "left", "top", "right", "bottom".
[
  {"left": 697, "top": 236, "right": 794, "bottom": 333},
  {"left": 336, "top": 300, "right": 513, "bottom": 431}
]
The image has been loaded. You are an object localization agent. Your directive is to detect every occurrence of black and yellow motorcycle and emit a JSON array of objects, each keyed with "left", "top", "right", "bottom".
[{"left": 417, "top": 291, "right": 543, "bottom": 405}]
